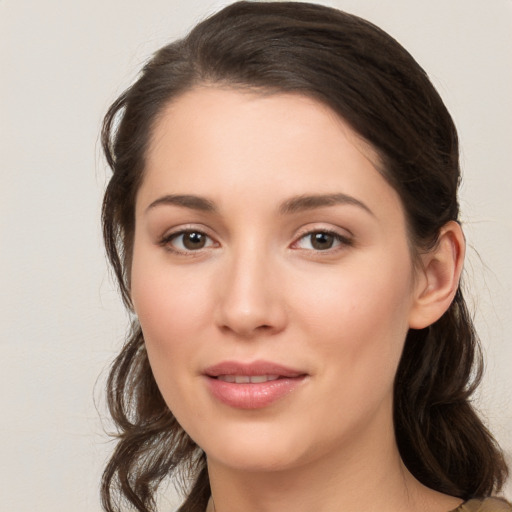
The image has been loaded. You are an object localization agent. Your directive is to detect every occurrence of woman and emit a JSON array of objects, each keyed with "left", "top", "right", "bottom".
[{"left": 100, "top": 2, "right": 510, "bottom": 511}]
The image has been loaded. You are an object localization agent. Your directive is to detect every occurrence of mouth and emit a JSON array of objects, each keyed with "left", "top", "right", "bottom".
[
  {"left": 215, "top": 374, "right": 280, "bottom": 383},
  {"left": 204, "top": 360, "right": 305, "bottom": 379},
  {"left": 203, "top": 360, "right": 307, "bottom": 409}
]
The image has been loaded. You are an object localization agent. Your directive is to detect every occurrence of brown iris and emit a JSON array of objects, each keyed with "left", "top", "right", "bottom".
[
  {"left": 181, "top": 231, "right": 207, "bottom": 250},
  {"left": 310, "top": 232, "right": 336, "bottom": 250}
]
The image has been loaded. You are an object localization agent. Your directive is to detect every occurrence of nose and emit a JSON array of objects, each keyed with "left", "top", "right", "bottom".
[{"left": 214, "top": 246, "right": 287, "bottom": 339}]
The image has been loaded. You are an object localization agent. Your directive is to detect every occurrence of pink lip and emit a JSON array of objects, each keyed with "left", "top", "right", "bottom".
[{"left": 203, "top": 360, "right": 307, "bottom": 409}]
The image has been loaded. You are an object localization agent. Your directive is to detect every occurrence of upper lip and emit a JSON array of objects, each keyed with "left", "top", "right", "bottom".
[{"left": 203, "top": 360, "right": 306, "bottom": 378}]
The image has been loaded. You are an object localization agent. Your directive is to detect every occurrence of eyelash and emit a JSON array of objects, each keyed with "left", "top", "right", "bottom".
[
  {"left": 159, "top": 228, "right": 217, "bottom": 255},
  {"left": 292, "top": 229, "right": 353, "bottom": 253},
  {"left": 158, "top": 227, "right": 353, "bottom": 255}
]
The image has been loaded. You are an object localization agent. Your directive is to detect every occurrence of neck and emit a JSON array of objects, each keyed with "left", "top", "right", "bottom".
[{"left": 205, "top": 416, "right": 462, "bottom": 512}]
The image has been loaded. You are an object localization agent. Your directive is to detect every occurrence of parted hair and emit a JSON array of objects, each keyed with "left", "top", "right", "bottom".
[{"left": 100, "top": 2, "right": 509, "bottom": 511}]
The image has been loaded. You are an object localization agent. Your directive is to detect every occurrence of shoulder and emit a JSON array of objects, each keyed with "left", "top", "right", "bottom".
[{"left": 454, "top": 498, "right": 512, "bottom": 512}]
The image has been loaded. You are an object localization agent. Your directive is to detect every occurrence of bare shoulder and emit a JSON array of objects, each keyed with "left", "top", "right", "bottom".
[{"left": 454, "top": 498, "right": 512, "bottom": 512}]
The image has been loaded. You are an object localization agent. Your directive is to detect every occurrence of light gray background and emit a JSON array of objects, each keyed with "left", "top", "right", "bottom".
[{"left": 1, "top": 1, "right": 511, "bottom": 511}]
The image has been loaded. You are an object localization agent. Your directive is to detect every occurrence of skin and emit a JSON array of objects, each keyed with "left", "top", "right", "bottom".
[{"left": 130, "top": 87, "right": 465, "bottom": 512}]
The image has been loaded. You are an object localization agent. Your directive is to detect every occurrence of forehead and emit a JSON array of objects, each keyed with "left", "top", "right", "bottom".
[
  {"left": 148, "top": 86, "right": 382, "bottom": 170},
  {"left": 138, "top": 86, "right": 401, "bottom": 221}
]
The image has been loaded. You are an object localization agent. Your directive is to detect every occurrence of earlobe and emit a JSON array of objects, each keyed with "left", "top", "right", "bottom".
[{"left": 408, "top": 221, "right": 465, "bottom": 329}]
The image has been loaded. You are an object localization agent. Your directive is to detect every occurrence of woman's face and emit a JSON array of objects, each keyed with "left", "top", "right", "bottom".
[{"left": 131, "top": 87, "right": 422, "bottom": 473}]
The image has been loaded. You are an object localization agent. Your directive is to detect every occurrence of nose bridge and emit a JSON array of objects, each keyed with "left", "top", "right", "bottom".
[{"left": 215, "top": 238, "right": 285, "bottom": 337}]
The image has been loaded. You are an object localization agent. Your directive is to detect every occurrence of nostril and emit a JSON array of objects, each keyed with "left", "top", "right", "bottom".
[
  {"left": 213, "top": 272, "right": 288, "bottom": 337},
  {"left": 219, "top": 322, "right": 274, "bottom": 336}
]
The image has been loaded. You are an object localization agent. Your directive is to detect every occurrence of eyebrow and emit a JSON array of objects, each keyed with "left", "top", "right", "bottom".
[
  {"left": 146, "top": 194, "right": 217, "bottom": 213},
  {"left": 279, "top": 193, "right": 374, "bottom": 216},
  {"left": 145, "top": 192, "right": 373, "bottom": 216}
]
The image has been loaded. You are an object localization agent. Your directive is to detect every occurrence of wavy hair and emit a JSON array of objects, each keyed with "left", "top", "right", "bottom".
[{"left": 100, "top": 2, "right": 508, "bottom": 511}]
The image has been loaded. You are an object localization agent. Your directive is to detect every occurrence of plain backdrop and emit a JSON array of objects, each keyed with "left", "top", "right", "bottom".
[{"left": 1, "top": 1, "right": 511, "bottom": 510}]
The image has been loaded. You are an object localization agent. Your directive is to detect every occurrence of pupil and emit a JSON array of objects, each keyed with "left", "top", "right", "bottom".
[
  {"left": 184, "top": 232, "right": 205, "bottom": 250},
  {"left": 312, "top": 232, "right": 333, "bottom": 250}
]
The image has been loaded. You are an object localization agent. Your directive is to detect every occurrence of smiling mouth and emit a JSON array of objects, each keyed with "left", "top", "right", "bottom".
[{"left": 204, "top": 361, "right": 307, "bottom": 409}]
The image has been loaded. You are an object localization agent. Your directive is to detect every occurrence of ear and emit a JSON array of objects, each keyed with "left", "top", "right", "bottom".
[{"left": 408, "top": 221, "right": 465, "bottom": 329}]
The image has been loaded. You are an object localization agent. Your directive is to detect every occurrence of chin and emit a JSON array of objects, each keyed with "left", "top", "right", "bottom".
[
  {"left": 209, "top": 445, "right": 300, "bottom": 473},
  {"left": 203, "top": 422, "right": 334, "bottom": 473},
  {"left": 199, "top": 423, "right": 318, "bottom": 473}
]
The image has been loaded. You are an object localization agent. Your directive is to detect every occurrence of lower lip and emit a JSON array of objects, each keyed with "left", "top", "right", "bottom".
[{"left": 205, "top": 376, "right": 306, "bottom": 409}]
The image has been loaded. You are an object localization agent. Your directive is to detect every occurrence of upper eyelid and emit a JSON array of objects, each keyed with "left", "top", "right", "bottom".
[
  {"left": 156, "top": 223, "right": 353, "bottom": 247},
  {"left": 293, "top": 231, "right": 351, "bottom": 244},
  {"left": 290, "top": 226, "right": 354, "bottom": 250},
  {"left": 159, "top": 229, "right": 219, "bottom": 256},
  {"left": 159, "top": 224, "right": 216, "bottom": 241},
  {"left": 293, "top": 223, "right": 353, "bottom": 239}
]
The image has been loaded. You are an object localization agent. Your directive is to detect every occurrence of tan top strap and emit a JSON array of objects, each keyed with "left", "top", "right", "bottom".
[{"left": 454, "top": 498, "right": 512, "bottom": 512}]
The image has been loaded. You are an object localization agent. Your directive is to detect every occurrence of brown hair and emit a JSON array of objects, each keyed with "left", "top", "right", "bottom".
[{"left": 100, "top": 2, "right": 508, "bottom": 511}]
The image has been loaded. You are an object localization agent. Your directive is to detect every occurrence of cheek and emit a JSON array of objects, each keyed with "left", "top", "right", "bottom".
[
  {"left": 131, "top": 248, "right": 212, "bottom": 340},
  {"left": 129, "top": 247, "right": 216, "bottom": 401},
  {"left": 291, "top": 258, "right": 413, "bottom": 443},
  {"left": 297, "top": 252, "right": 413, "bottom": 336},
  {"left": 130, "top": 262, "right": 215, "bottom": 440},
  {"left": 295, "top": 252, "right": 414, "bottom": 383}
]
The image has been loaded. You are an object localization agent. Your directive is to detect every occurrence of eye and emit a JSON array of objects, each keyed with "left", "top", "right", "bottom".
[
  {"left": 294, "top": 230, "right": 351, "bottom": 251},
  {"left": 162, "top": 230, "right": 216, "bottom": 252}
]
